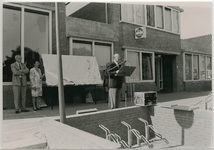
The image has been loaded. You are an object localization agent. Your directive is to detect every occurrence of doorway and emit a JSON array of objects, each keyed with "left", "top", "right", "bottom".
[{"left": 155, "top": 55, "right": 173, "bottom": 93}]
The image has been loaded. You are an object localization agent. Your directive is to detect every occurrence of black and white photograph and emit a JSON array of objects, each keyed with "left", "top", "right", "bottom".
[{"left": 1, "top": 0, "right": 213, "bottom": 149}]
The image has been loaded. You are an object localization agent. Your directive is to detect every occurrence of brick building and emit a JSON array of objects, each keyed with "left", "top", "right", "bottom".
[
  {"left": 2, "top": 2, "right": 212, "bottom": 109},
  {"left": 66, "top": 2, "right": 212, "bottom": 93}
]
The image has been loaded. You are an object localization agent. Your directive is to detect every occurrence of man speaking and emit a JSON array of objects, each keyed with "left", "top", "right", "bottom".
[{"left": 107, "top": 53, "right": 126, "bottom": 109}]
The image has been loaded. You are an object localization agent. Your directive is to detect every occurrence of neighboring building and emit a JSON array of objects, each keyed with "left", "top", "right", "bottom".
[
  {"left": 181, "top": 34, "right": 212, "bottom": 91},
  {"left": 2, "top": 2, "right": 212, "bottom": 109}
]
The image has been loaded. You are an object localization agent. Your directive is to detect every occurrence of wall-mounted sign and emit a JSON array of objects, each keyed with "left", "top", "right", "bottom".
[{"left": 135, "top": 27, "right": 146, "bottom": 39}]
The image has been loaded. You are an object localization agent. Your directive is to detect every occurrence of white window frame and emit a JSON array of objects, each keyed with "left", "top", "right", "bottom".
[
  {"left": 125, "top": 49, "right": 155, "bottom": 83},
  {"left": 3, "top": 3, "right": 52, "bottom": 84},
  {"left": 183, "top": 52, "right": 212, "bottom": 81},
  {"left": 120, "top": 4, "right": 180, "bottom": 35}
]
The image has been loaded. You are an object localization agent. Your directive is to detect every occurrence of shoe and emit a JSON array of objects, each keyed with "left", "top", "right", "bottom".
[
  {"left": 15, "top": 110, "right": 19, "bottom": 114},
  {"left": 33, "top": 108, "right": 37, "bottom": 111},
  {"left": 21, "top": 109, "right": 30, "bottom": 112},
  {"left": 36, "top": 107, "right": 41, "bottom": 110}
]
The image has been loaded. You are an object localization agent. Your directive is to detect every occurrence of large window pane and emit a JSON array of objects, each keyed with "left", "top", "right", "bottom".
[
  {"left": 185, "top": 54, "right": 192, "bottom": 80},
  {"left": 126, "top": 4, "right": 134, "bottom": 22},
  {"left": 147, "top": 5, "right": 155, "bottom": 27},
  {"left": 200, "top": 55, "right": 206, "bottom": 80},
  {"left": 127, "top": 51, "right": 140, "bottom": 82},
  {"left": 193, "top": 55, "right": 199, "bottom": 80},
  {"left": 156, "top": 6, "right": 163, "bottom": 29},
  {"left": 3, "top": 7, "right": 21, "bottom": 82},
  {"left": 207, "top": 56, "right": 212, "bottom": 79},
  {"left": 172, "top": 10, "right": 179, "bottom": 33},
  {"left": 165, "top": 8, "right": 172, "bottom": 31},
  {"left": 24, "top": 9, "right": 49, "bottom": 79},
  {"left": 142, "top": 53, "right": 153, "bottom": 80},
  {"left": 73, "top": 40, "right": 92, "bottom": 56},
  {"left": 135, "top": 5, "right": 145, "bottom": 25},
  {"left": 94, "top": 43, "right": 111, "bottom": 80}
]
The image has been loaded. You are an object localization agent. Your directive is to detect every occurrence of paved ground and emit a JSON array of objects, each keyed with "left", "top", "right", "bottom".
[
  {"left": 2, "top": 91, "right": 212, "bottom": 149},
  {"left": 3, "top": 91, "right": 210, "bottom": 120}
]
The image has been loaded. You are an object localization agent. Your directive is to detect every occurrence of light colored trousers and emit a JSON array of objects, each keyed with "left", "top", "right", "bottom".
[
  {"left": 108, "top": 88, "right": 122, "bottom": 109},
  {"left": 13, "top": 85, "right": 27, "bottom": 110}
]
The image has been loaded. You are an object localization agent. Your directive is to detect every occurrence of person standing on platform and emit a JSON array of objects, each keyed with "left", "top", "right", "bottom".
[
  {"left": 30, "top": 60, "right": 45, "bottom": 111},
  {"left": 11, "top": 54, "right": 30, "bottom": 114},
  {"left": 107, "top": 53, "right": 126, "bottom": 109}
]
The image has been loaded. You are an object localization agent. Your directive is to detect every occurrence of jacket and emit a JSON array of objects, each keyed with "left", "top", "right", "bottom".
[
  {"left": 11, "top": 62, "right": 29, "bottom": 86},
  {"left": 107, "top": 61, "right": 123, "bottom": 88}
]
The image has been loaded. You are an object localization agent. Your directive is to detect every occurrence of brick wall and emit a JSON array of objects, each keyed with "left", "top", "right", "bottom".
[
  {"left": 3, "top": 85, "right": 32, "bottom": 109},
  {"left": 121, "top": 23, "right": 181, "bottom": 54},
  {"left": 62, "top": 106, "right": 150, "bottom": 145},
  {"left": 66, "top": 17, "right": 117, "bottom": 42},
  {"left": 71, "top": 3, "right": 107, "bottom": 23},
  {"left": 184, "top": 81, "right": 212, "bottom": 92},
  {"left": 60, "top": 105, "right": 212, "bottom": 148}
]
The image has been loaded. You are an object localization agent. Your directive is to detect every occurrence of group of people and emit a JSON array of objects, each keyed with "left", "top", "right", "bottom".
[
  {"left": 11, "top": 53, "right": 125, "bottom": 114},
  {"left": 104, "top": 53, "right": 126, "bottom": 109},
  {"left": 11, "top": 54, "right": 45, "bottom": 114}
]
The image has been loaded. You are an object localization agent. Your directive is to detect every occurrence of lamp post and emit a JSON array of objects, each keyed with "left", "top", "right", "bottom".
[{"left": 55, "top": 2, "right": 66, "bottom": 123}]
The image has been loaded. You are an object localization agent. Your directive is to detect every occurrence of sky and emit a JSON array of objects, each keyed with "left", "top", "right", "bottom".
[
  {"left": 66, "top": 1, "right": 213, "bottom": 39},
  {"left": 167, "top": 2, "right": 212, "bottom": 39}
]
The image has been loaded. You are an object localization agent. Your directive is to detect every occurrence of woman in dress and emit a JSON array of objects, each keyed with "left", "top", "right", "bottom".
[{"left": 30, "top": 60, "right": 45, "bottom": 111}]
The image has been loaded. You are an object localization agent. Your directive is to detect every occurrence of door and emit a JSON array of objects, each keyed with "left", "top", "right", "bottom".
[{"left": 155, "top": 55, "right": 163, "bottom": 91}]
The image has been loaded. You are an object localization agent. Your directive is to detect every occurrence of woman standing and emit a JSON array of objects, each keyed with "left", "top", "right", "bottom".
[{"left": 30, "top": 60, "right": 45, "bottom": 111}]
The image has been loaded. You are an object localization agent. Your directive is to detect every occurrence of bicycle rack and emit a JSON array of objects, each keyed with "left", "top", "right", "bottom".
[
  {"left": 99, "top": 124, "right": 130, "bottom": 149},
  {"left": 121, "top": 121, "right": 153, "bottom": 149},
  {"left": 138, "top": 118, "right": 149, "bottom": 140},
  {"left": 138, "top": 118, "right": 169, "bottom": 144},
  {"left": 148, "top": 125, "right": 169, "bottom": 144}
]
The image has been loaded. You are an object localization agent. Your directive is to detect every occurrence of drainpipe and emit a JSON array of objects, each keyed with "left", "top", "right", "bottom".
[{"left": 55, "top": 2, "right": 66, "bottom": 123}]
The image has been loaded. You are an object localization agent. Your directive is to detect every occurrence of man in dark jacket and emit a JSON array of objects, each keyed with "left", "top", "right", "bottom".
[{"left": 107, "top": 53, "right": 125, "bottom": 109}]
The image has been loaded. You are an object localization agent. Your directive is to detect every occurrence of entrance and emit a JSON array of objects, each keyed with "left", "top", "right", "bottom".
[{"left": 155, "top": 55, "right": 173, "bottom": 93}]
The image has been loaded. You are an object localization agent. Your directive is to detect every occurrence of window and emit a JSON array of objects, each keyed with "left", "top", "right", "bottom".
[
  {"left": 73, "top": 40, "right": 92, "bottom": 56},
  {"left": 70, "top": 38, "right": 112, "bottom": 80},
  {"left": 146, "top": 5, "right": 155, "bottom": 27},
  {"left": 3, "top": 4, "right": 50, "bottom": 82},
  {"left": 185, "top": 54, "right": 192, "bottom": 80},
  {"left": 135, "top": 5, "right": 145, "bottom": 25},
  {"left": 126, "top": 50, "right": 154, "bottom": 82},
  {"left": 121, "top": 4, "right": 145, "bottom": 25},
  {"left": 184, "top": 53, "right": 212, "bottom": 81},
  {"left": 156, "top": 6, "right": 163, "bottom": 29},
  {"left": 193, "top": 55, "right": 199, "bottom": 80},
  {"left": 165, "top": 7, "right": 172, "bottom": 31},
  {"left": 127, "top": 51, "right": 140, "bottom": 82},
  {"left": 207, "top": 56, "right": 212, "bottom": 79},
  {"left": 121, "top": 4, "right": 180, "bottom": 34},
  {"left": 172, "top": 10, "right": 179, "bottom": 33},
  {"left": 94, "top": 43, "right": 112, "bottom": 79},
  {"left": 142, "top": 53, "right": 153, "bottom": 80}
]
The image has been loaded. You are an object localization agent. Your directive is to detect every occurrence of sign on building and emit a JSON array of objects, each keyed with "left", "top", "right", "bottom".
[{"left": 135, "top": 27, "right": 146, "bottom": 39}]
